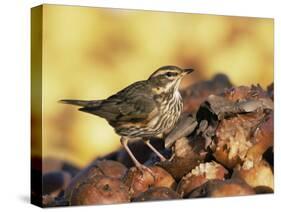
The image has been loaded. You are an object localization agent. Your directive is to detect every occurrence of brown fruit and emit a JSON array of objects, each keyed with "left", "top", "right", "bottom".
[
  {"left": 93, "top": 160, "right": 128, "bottom": 178},
  {"left": 177, "top": 161, "right": 228, "bottom": 197},
  {"left": 224, "top": 85, "right": 269, "bottom": 102},
  {"left": 65, "top": 160, "right": 127, "bottom": 200},
  {"left": 232, "top": 160, "right": 274, "bottom": 191},
  {"left": 188, "top": 179, "right": 255, "bottom": 198},
  {"left": 212, "top": 112, "right": 265, "bottom": 169},
  {"left": 133, "top": 187, "right": 181, "bottom": 202},
  {"left": 151, "top": 166, "right": 177, "bottom": 189},
  {"left": 159, "top": 137, "right": 206, "bottom": 180},
  {"left": 245, "top": 112, "right": 273, "bottom": 165},
  {"left": 123, "top": 167, "right": 154, "bottom": 198},
  {"left": 123, "top": 165, "right": 176, "bottom": 198},
  {"left": 70, "top": 175, "right": 130, "bottom": 205}
]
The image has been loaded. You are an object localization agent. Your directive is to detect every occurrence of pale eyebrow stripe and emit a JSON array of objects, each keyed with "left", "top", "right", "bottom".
[{"left": 153, "top": 70, "right": 178, "bottom": 77}]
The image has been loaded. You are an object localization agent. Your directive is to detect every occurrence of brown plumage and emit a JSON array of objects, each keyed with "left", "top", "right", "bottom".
[{"left": 60, "top": 65, "right": 194, "bottom": 171}]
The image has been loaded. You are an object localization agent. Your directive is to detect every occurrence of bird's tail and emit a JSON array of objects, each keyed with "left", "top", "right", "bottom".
[{"left": 59, "top": 99, "right": 101, "bottom": 107}]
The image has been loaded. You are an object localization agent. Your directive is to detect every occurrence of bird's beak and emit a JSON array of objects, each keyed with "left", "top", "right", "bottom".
[
  {"left": 184, "top": 68, "right": 194, "bottom": 74},
  {"left": 180, "top": 68, "right": 194, "bottom": 76}
]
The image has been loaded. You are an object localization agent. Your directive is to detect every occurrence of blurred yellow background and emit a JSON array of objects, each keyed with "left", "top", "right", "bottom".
[{"left": 34, "top": 4, "right": 273, "bottom": 167}]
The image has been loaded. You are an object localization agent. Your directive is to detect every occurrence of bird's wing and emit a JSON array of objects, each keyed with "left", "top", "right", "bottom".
[
  {"left": 106, "top": 81, "right": 157, "bottom": 123},
  {"left": 80, "top": 81, "right": 158, "bottom": 124},
  {"left": 116, "top": 94, "right": 157, "bottom": 122}
]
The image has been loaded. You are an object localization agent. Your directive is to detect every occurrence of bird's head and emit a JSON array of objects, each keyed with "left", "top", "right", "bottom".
[{"left": 148, "top": 65, "right": 194, "bottom": 94}]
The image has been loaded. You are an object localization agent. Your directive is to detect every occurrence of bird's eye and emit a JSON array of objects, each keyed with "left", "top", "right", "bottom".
[{"left": 165, "top": 72, "right": 177, "bottom": 77}]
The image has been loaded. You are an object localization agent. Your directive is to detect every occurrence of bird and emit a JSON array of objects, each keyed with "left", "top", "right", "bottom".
[{"left": 60, "top": 65, "right": 194, "bottom": 172}]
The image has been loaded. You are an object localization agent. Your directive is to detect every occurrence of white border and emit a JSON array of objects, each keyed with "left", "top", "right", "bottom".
[{"left": 0, "top": 0, "right": 279, "bottom": 211}]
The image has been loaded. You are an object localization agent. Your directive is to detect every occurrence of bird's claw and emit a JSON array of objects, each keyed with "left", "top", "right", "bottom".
[
  {"left": 136, "top": 164, "right": 155, "bottom": 179},
  {"left": 159, "top": 155, "right": 167, "bottom": 162}
]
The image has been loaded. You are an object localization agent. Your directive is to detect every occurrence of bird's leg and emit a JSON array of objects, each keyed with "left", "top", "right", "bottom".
[
  {"left": 120, "top": 137, "right": 141, "bottom": 167},
  {"left": 120, "top": 137, "right": 154, "bottom": 176},
  {"left": 144, "top": 140, "right": 166, "bottom": 162}
]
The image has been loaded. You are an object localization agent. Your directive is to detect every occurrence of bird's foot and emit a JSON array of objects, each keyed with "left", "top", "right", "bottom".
[
  {"left": 158, "top": 155, "right": 167, "bottom": 162},
  {"left": 136, "top": 163, "right": 155, "bottom": 178}
]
